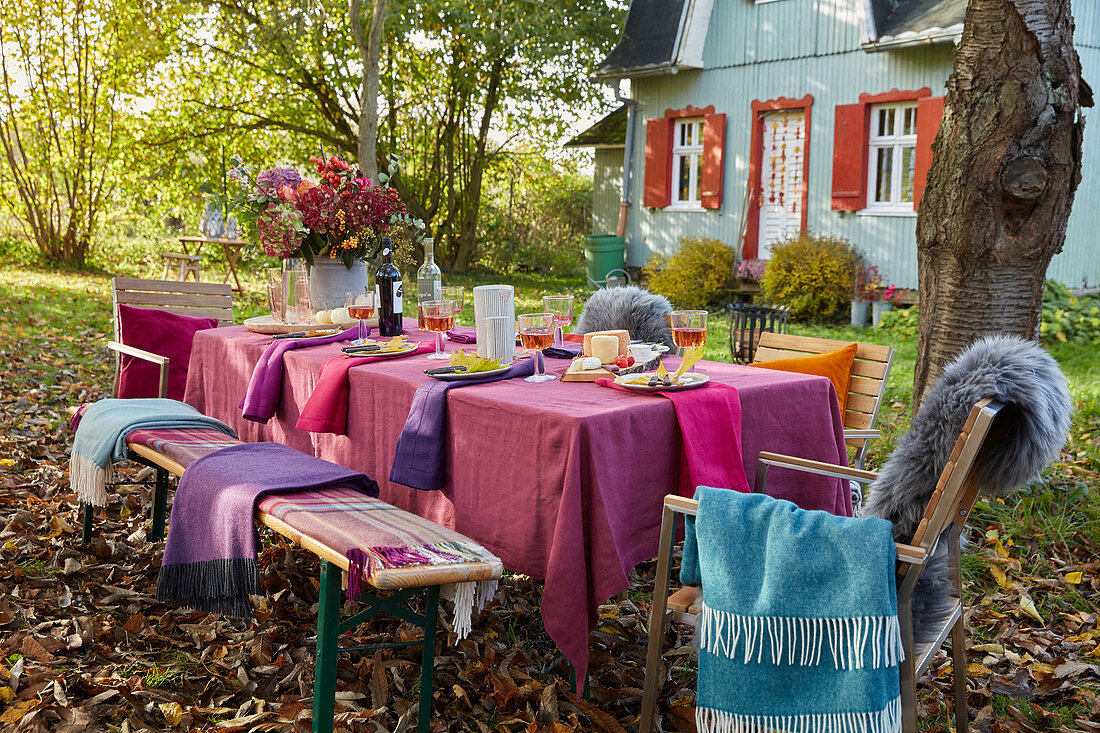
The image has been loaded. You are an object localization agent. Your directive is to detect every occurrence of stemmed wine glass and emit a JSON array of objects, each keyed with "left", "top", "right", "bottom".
[
  {"left": 422, "top": 300, "right": 455, "bottom": 360},
  {"left": 669, "top": 310, "right": 708, "bottom": 355},
  {"left": 542, "top": 294, "right": 575, "bottom": 346},
  {"left": 517, "top": 313, "right": 557, "bottom": 383},
  {"left": 440, "top": 286, "right": 465, "bottom": 339},
  {"left": 345, "top": 290, "right": 376, "bottom": 346}
]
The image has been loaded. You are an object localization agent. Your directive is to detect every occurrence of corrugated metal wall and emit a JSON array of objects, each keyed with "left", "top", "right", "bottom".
[
  {"left": 615, "top": 0, "right": 1100, "bottom": 289},
  {"left": 592, "top": 149, "right": 624, "bottom": 235}
]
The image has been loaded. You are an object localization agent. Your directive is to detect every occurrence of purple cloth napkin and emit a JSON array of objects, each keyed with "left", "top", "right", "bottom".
[
  {"left": 390, "top": 358, "right": 537, "bottom": 491},
  {"left": 543, "top": 343, "right": 582, "bottom": 359},
  {"left": 445, "top": 325, "right": 477, "bottom": 343},
  {"left": 156, "top": 442, "right": 377, "bottom": 617},
  {"left": 239, "top": 327, "right": 359, "bottom": 423}
]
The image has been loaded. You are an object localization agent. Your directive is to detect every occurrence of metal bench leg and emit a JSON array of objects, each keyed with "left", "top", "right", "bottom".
[
  {"left": 568, "top": 663, "right": 591, "bottom": 700},
  {"left": 312, "top": 560, "right": 342, "bottom": 733},
  {"left": 417, "top": 585, "right": 440, "bottom": 733},
  {"left": 81, "top": 503, "right": 94, "bottom": 544},
  {"left": 151, "top": 468, "right": 169, "bottom": 542}
]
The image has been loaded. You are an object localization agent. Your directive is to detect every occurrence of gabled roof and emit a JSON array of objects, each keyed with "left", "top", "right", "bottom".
[
  {"left": 564, "top": 106, "right": 628, "bottom": 148},
  {"left": 864, "top": 0, "right": 965, "bottom": 51},
  {"left": 593, "top": 0, "right": 714, "bottom": 80}
]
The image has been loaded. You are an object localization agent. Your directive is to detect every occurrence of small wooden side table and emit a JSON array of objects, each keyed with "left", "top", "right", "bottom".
[
  {"left": 161, "top": 252, "right": 204, "bottom": 282},
  {"left": 178, "top": 236, "right": 248, "bottom": 291}
]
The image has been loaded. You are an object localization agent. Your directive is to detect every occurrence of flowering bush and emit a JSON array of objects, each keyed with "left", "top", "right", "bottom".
[
  {"left": 853, "top": 264, "right": 883, "bottom": 301},
  {"left": 882, "top": 284, "right": 904, "bottom": 304},
  {"left": 215, "top": 153, "right": 422, "bottom": 269},
  {"left": 736, "top": 258, "right": 766, "bottom": 282}
]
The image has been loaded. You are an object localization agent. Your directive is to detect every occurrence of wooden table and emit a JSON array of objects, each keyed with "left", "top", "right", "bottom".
[{"left": 178, "top": 236, "right": 248, "bottom": 291}]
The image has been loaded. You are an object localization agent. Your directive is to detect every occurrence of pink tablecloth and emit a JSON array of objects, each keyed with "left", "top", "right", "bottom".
[{"left": 184, "top": 321, "right": 850, "bottom": 683}]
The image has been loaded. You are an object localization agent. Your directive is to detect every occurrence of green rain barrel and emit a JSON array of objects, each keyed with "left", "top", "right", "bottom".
[{"left": 584, "top": 235, "right": 626, "bottom": 284}]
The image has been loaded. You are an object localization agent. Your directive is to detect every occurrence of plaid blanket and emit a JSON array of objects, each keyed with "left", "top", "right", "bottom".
[
  {"left": 127, "top": 428, "right": 242, "bottom": 469},
  {"left": 258, "top": 487, "right": 501, "bottom": 638}
]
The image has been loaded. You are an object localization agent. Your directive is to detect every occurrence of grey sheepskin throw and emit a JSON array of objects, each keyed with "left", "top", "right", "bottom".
[
  {"left": 573, "top": 286, "right": 674, "bottom": 348},
  {"left": 862, "top": 334, "right": 1072, "bottom": 642}
]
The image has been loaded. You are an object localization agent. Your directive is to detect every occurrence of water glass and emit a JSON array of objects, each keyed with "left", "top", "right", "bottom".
[
  {"left": 542, "top": 294, "right": 575, "bottom": 346},
  {"left": 517, "top": 313, "right": 557, "bottom": 383},
  {"left": 285, "top": 267, "right": 312, "bottom": 325},
  {"left": 670, "top": 310, "right": 708, "bottom": 351},
  {"left": 421, "top": 300, "right": 455, "bottom": 360},
  {"left": 345, "top": 290, "right": 376, "bottom": 345}
]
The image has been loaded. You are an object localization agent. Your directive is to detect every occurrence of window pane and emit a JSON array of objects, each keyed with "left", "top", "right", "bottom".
[
  {"left": 877, "top": 109, "right": 888, "bottom": 137},
  {"left": 697, "top": 121, "right": 705, "bottom": 143},
  {"left": 679, "top": 123, "right": 686, "bottom": 147},
  {"left": 694, "top": 153, "right": 702, "bottom": 202},
  {"left": 875, "top": 147, "right": 894, "bottom": 202},
  {"left": 678, "top": 155, "right": 690, "bottom": 202},
  {"left": 900, "top": 145, "right": 916, "bottom": 202},
  {"left": 903, "top": 107, "right": 916, "bottom": 136}
]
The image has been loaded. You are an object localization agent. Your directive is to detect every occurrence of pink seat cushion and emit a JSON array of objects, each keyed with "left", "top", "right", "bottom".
[{"left": 117, "top": 304, "right": 218, "bottom": 400}]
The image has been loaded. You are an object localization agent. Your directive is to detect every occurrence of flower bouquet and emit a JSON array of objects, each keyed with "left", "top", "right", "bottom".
[
  {"left": 853, "top": 264, "right": 883, "bottom": 302},
  {"left": 214, "top": 153, "right": 422, "bottom": 269}
]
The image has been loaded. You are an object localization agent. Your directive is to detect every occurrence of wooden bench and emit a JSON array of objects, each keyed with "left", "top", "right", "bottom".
[
  {"left": 91, "top": 429, "right": 502, "bottom": 733},
  {"left": 160, "top": 252, "right": 204, "bottom": 282}
]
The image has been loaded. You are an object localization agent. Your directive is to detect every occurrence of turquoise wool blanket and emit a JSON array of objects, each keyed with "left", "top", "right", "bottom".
[
  {"left": 681, "top": 487, "right": 903, "bottom": 733},
  {"left": 69, "top": 398, "right": 237, "bottom": 507}
]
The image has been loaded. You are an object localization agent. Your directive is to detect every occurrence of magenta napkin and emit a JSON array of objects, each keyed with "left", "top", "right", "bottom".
[
  {"left": 445, "top": 326, "right": 477, "bottom": 343},
  {"left": 239, "top": 327, "right": 360, "bottom": 423}
]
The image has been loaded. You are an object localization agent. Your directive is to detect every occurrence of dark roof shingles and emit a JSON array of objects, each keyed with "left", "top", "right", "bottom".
[{"left": 596, "top": 0, "right": 685, "bottom": 76}]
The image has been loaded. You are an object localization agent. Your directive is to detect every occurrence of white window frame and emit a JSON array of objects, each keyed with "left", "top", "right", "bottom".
[
  {"left": 669, "top": 118, "right": 705, "bottom": 211},
  {"left": 864, "top": 102, "right": 918, "bottom": 215}
]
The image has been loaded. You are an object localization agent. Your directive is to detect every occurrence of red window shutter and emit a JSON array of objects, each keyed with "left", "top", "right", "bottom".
[
  {"left": 700, "top": 113, "right": 726, "bottom": 209},
  {"left": 830, "top": 103, "right": 866, "bottom": 211},
  {"left": 643, "top": 117, "right": 673, "bottom": 208},
  {"left": 914, "top": 95, "right": 946, "bottom": 209}
]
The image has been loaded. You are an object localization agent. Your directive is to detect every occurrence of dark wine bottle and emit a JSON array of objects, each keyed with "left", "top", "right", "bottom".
[{"left": 376, "top": 238, "right": 403, "bottom": 337}]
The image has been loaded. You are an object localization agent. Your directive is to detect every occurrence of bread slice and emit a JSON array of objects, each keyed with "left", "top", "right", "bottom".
[{"left": 582, "top": 329, "right": 629, "bottom": 357}]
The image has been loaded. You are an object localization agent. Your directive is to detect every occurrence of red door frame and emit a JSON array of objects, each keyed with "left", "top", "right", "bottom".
[{"left": 743, "top": 94, "right": 813, "bottom": 260}]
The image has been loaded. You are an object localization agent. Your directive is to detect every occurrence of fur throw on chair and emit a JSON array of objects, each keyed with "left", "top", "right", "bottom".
[
  {"left": 862, "top": 334, "right": 1072, "bottom": 642},
  {"left": 573, "top": 286, "right": 675, "bottom": 348}
]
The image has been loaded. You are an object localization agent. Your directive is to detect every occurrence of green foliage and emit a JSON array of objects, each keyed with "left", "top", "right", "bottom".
[
  {"left": 876, "top": 304, "right": 919, "bottom": 339},
  {"left": 1040, "top": 280, "right": 1100, "bottom": 345},
  {"left": 758, "top": 233, "right": 860, "bottom": 322},
  {"left": 645, "top": 236, "right": 736, "bottom": 310}
]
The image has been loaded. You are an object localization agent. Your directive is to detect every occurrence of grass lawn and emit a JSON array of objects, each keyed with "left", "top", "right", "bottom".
[{"left": 2, "top": 264, "right": 1099, "bottom": 729}]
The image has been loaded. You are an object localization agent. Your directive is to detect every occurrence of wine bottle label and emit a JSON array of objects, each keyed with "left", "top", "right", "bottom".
[{"left": 393, "top": 281, "right": 403, "bottom": 314}]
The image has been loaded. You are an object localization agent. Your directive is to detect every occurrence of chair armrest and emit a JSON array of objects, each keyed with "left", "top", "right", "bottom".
[
  {"left": 757, "top": 451, "right": 880, "bottom": 484},
  {"left": 843, "top": 428, "right": 881, "bottom": 441},
  {"left": 107, "top": 341, "right": 169, "bottom": 399},
  {"left": 895, "top": 543, "right": 927, "bottom": 566},
  {"left": 662, "top": 494, "right": 698, "bottom": 517}
]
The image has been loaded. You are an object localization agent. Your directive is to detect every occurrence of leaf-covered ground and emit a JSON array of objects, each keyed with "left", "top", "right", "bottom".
[{"left": 0, "top": 268, "right": 1098, "bottom": 731}]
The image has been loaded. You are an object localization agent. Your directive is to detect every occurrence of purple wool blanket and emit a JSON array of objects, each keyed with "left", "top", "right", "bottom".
[
  {"left": 239, "top": 327, "right": 359, "bottom": 423},
  {"left": 156, "top": 442, "right": 378, "bottom": 617},
  {"left": 389, "top": 357, "right": 536, "bottom": 491}
]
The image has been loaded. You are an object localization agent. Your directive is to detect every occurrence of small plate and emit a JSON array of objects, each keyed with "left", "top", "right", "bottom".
[
  {"left": 346, "top": 342, "right": 419, "bottom": 358},
  {"left": 427, "top": 364, "right": 513, "bottom": 381},
  {"left": 613, "top": 371, "right": 709, "bottom": 393}
]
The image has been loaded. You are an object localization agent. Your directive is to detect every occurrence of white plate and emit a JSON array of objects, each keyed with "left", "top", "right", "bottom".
[
  {"left": 427, "top": 364, "right": 513, "bottom": 381},
  {"left": 613, "top": 371, "right": 710, "bottom": 393},
  {"left": 245, "top": 315, "right": 364, "bottom": 334},
  {"left": 345, "top": 343, "right": 420, "bottom": 358}
]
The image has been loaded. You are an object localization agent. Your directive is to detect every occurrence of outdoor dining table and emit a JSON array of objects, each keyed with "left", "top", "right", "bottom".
[{"left": 183, "top": 320, "right": 851, "bottom": 685}]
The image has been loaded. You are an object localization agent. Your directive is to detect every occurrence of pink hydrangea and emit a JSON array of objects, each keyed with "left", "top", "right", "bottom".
[{"left": 256, "top": 203, "right": 304, "bottom": 258}]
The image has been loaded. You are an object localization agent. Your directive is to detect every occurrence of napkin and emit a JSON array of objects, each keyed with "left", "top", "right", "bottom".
[
  {"left": 594, "top": 378, "right": 749, "bottom": 497},
  {"left": 295, "top": 342, "right": 435, "bottom": 434},
  {"left": 240, "top": 327, "right": 360, "bottom": 423},
  {"left": 543, "top": 343, "right": 582, "bottom": 359},
  {"left": 445, "top": 326, "right": 478, "bottom": 343},
  {"left": 390, "top": 357, "right": 537, "bottom": 491}
]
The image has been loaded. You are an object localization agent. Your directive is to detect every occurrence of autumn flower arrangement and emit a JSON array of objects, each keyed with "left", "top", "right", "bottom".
[
  {"left": 853, "top": 264, "right": 884, "bottom": 302},
  {"left": 216, "top": 153, "right": 420, "bottom": 269}
]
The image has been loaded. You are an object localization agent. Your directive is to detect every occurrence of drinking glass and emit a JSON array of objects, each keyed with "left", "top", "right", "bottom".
[
  {"left": 670, "top": 310, "right": 708, "bottom": 352},
  {"left": 439, "top": 286, "right": 465, "bottom": 339},
  {"left": 345, "top": 290, "right": 376, "bottom": 345},
  {"left": 542, "top": 294, "right": 575, "bottom": 346},
  {"left": 517, "top": 312, "right": 557, "bottom": 383},
  {"left": 285, "top": 266, "right": 312, "bottom": 325},
  {"left": 266, "top": 268, "right": 285, "bottom": 323},
  {"left": 421, "top": 300, "right": 455, "bottom": 360}
]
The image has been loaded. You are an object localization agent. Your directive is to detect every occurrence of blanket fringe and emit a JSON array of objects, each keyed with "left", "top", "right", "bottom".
[
  {"left": 696, "top": 696, "right": 902, "bottom": 733},
  {"left": 698, "top": 601, "right": 904, "bottom": 670},
  {"left": 70, "top": 452, "right": 113, "bottom": 507},
  {"left": 156, "top": 557, "right": 261, "bottom": 618}
]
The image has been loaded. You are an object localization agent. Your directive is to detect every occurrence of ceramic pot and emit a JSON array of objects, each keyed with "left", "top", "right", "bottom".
[
  {"left": 850, "top": 300, "right": 871, "bottom": 328},
  {"left": 308, "top": 258, "right": 370, "bottom": 311}
]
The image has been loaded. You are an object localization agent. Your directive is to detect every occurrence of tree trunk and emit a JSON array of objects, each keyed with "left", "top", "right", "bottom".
[
  {"left": 349, "top": 0, "right": 386, "bottom": 178},
  {"left": 913, "top": 0, "right": 1090, "bottom": 407}
]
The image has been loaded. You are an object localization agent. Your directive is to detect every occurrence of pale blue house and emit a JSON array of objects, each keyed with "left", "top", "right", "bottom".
[{"left": 567, "top": 0, "right": 1100, "bottom": 290}]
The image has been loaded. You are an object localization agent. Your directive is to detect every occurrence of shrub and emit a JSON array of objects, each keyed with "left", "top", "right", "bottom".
[
  {"left": 1041, "top": 280, "right": 1100, "bottom": 345},
  {"left": 645, "top": 236, "right": 736, "bottom": 309},
  {"left": 758, "top": 232, "right": 859, "bottom": 322},
  {"left": 877, "top": 304, "right": 919, "bottom": 338}
]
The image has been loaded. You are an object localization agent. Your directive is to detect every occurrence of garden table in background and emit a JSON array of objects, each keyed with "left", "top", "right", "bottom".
[
  {"left": 178, "top": 236, "right": 248, "bottom": 292},
  {"left": 184, "top": 322, "right": 850, "bottom": 685}
]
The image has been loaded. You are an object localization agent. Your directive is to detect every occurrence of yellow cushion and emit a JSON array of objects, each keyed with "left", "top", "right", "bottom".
[{"left": 750, "top": 343, "right": 858, "bottom": 416}]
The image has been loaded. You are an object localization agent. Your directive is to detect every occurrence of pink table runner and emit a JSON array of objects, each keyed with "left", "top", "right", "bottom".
[{"left": 183, "top": 320, "right": 850, "bottom": 683}]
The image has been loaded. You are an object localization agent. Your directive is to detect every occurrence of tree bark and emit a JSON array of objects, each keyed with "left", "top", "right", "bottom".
[
  {"left": 349, "top": 0, "right": 386, "bottom": 178},
  {"left": 913, "top": 0, "right": 1090, "bottom": 407}
]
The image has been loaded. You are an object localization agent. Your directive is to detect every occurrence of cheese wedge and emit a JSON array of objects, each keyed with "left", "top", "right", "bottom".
[{"left": 582, "top": 329, "right": 629, "bottom": 357}]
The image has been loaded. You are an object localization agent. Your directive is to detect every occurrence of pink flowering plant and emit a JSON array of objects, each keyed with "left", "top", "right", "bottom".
[
  {"left": 882, "top": 284, "right": 904, "bottom": 304},
  {"left": 736, "top": 258, "right": 766, "bottom": 282},
  {"left": 212, "top": 153, "right": 422, "bottom": 269}
]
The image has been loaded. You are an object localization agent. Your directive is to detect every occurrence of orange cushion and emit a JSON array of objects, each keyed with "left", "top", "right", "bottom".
[{"left": 749, "top": 343, "right": 858, "bottom": 415}]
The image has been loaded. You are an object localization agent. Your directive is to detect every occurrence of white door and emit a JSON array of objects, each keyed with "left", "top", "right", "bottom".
[{"left": 757, "top": 109, "right": 806, "bottom": 258}]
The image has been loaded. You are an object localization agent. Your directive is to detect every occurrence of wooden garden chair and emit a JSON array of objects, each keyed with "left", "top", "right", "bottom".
[
  {"left": 108, "top": 277, "right": 235, "bottom": 398},
  {"left": 640, "top": 398, "right": 1004, "bottom": 732},
  {"left": 752, "top": 331, "right": 895, "bottom": 473}
]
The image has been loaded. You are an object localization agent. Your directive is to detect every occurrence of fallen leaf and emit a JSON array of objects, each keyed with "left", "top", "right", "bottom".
[
  {"left": 1066, "top": 571, "right": 1084, "bottom": 584},
  {"left": 160, "top": 701, "right": 184, "bottom": 727},
  {"left": 1020, "top": 595, "right": 1045, "bottom": 624}
]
